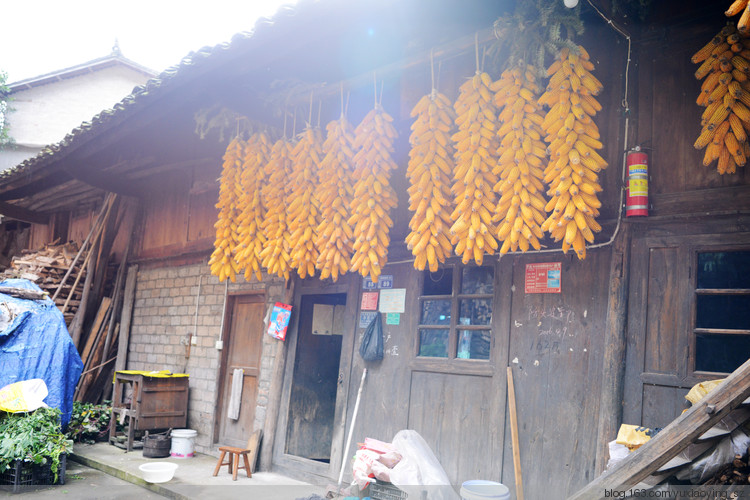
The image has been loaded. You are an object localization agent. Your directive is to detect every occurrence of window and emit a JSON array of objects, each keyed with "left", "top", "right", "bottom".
[
  {"left": 694, "top": 251, "right": 750, "bottom": 374},
  {"left": 417, "top": 265, "right": 494, "bottom": 360}
]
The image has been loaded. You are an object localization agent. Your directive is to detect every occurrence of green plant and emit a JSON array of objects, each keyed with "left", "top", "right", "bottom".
[
  {"left": 66, "top": 401, "right": 113, "bottom": 444},
  {"left": 0, "top": 70, "right": 12, "bottom": 150},
  {"left": 0, "top": 407, "right": 71, "bottom": 482}
]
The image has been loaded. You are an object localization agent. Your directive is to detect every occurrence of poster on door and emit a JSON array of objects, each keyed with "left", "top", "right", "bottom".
[
  {"left": 267, "top": 302, "right": 292, "bottom": 340},
  {"left": 524, "top": 262, "right": 562, "bottom": 293}
]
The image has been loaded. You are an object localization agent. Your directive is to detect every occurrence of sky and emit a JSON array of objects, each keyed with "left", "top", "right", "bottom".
[{"left": 1, "top": 0, "right": 297, "bottom": 83}]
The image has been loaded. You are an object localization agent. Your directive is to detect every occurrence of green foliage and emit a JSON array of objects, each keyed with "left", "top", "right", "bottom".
[
  {"left": 0, "top": 408, "right": 71, "bottom": 483},
  {"left": 66, "top": 401, "right": 112, "bottom": 444},
  {"left": 489, "top": 0, "right": 585, "bottom": 78},
  {"left": 0, "top": 70, "right": 11, "bottom": 150}
]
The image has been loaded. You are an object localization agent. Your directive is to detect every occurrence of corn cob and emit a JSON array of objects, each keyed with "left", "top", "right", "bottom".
[
  {"left": 259, "top": 137, "right": 294, "bottom": 280},
  {"left": 315, "top": 114, "right": 357, "bottom": 281},
  {"left": 491, "top": 63, "right": 548, "bottom": 254},
  {"left": 539, "top": 45, "right": 606, "bottom": 260},
  {"left": 450, "top": 71, "right": 499, "bottom": 266},
  {"left": 209, "top": 136, "right": 245, "bottom": 282},
  {"left": 693, "top": 22, "right": 750, "bottom": 174},
  {"left": 349, "top": 105, "right": 399, "bottom": 282},
  {"left": 726, "top": 0, "right": 750, "bottom": 33},
  {"left": 235, "top": 132, "right": 271, "bottom": 282},
  {"left": 406, "top": 89, "right": 456, "bottom": 272},
  {"left": 287, "top": 125, "right": 323, "bottom": 279}
]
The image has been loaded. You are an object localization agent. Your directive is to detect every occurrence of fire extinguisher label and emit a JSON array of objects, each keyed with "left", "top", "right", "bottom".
[
  {"left": 628, "top": 162, "right": 648, "bottom": 176},
  {"left": 628, "top": 178, "right": 648, "bottom": 196}
]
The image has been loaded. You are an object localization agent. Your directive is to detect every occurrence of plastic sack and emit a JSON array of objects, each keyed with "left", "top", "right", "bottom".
[
  {"left": 352, "top": 448, "right": 380, "bottom": 489},
  {"left": 675, "top": 428, "right": 750, "bottom": 484},
  {"left": 388, "top": 430, "right": 459, "bottom": 500},
  {"left": 359, "top": 313, "right": 383, "bottom": 362},
  {"left": 685, "top": 379, "right": 724, "bottom": 405},
  {"left": 606, "top": 440, "right": 630, "bottom": 470},
  {"left": 0, "top": 378, "right": 49, "bottom": 412}
]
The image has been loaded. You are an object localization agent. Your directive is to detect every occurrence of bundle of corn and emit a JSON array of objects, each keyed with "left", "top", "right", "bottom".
[
  {"left": 492, "top": 63, "right": 549, "bottom": 254},
  {"left": 539, "top": 46, "right": 606, "bottom": 260},
  {"left": 235, "top": 132, "right": 271, "bottom": 281},
  {"left": 405, "top": 89, "right": 455, "bottom": 272},
  {"left": 692, "top": 23, "right": 750, "bottom": 174},
  {"left": 726, "top": 0, "right": 750, "bottom": 33},
  {"left": 349, "top": 105, "right": 398, "bottom": 282},
  {"left": 260, "top": 137, "right": 294, "bottom": 280},
  {"left": 209, "top": 136, "right": 245, "bottom": 282},
  {"left": 450, "top": 71, "right": 499, "bottom": 265},
  {"left": 287, "top": 126, "right": 323, "bottom": 279},
  {"left": 315, "top": 114, "right": 356, "bottom": 281}
]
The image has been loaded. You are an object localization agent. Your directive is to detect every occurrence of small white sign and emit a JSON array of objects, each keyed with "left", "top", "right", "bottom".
[{"left": 379, "top": 288, "right": 406, "bottom": 313}]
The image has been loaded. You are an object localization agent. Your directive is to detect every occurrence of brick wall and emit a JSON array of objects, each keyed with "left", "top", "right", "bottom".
[{"left": 126, "top": 261, "right": 286, "bottom": 455}]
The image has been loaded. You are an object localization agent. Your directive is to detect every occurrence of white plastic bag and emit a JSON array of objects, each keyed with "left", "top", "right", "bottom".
[
  {"left": 388, "top": 430, "right": 459, "bottom": 500},
  {"left": 674, "top": 428, "right": 750, "bottom": 484},
  {"left": 0, "top": 378, "right": 49, "bottom": 412}
]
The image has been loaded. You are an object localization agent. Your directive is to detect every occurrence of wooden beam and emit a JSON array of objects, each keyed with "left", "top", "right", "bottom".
[
  {"left": 0, "top": 200, "right": 49, "bottom": 224},
  {"left": 0, "top": 170, "right": 73, "bottom": 201},
  {"left": 115, "top": 264, "right": 138, "bottom": 373},
  {"left": 594, "top": 223, "right": 632, "bottom": 474},
  {"left": 63, "top": 166, "right": 143, "bottom": 198},
  {"left": 569, "top": 357, "right": 750, "bottom": 500}
]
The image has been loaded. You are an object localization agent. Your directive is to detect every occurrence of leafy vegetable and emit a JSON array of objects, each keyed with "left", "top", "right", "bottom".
[{"left": 0, "top": 407, "right": 71, "bottom": 482}]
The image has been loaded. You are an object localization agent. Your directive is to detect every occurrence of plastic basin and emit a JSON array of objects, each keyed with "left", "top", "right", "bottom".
[{"left": 139, "top": 462, "right": 178, "bottom": 483}]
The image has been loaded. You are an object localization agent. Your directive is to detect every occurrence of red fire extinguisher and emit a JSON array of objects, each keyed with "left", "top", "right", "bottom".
[{"left": 625, "top": 146, "right": 648, "bottom": 217}]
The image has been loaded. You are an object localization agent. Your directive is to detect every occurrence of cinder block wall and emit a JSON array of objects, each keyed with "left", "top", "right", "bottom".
[{"left": 126, "top": 261, "right": 286, "bottom": 455}]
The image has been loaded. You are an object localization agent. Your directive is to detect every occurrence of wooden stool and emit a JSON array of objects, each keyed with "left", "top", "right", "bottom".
[{"left": 213, "top": 429, "right": 262, "bottom": 481}]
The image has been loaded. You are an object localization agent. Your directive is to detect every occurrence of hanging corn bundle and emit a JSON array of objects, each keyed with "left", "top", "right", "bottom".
[
  {"left": 235, "top": 132, "right": 271, "bottom": 281},
  {"left": 492, "top": 63, "right": 548, "bottom": 254},
  {"left": 209, "top": 136, "right": 245, "bottom": 282},
  {"left": 692, "top": 23, "right": 750, "bottom": 174},
  {"left": 726, "top": 0, "right": 750, "bottom": 33},
  {"left": 350, "top": 87, "right": 398, "bottom": 282},
  {"left": 260, "top": 136, "right": 294, "bottom": 280},
  {"left": 539, "top": 45, "right": 606, "bottom": 260},
  {"left": 316, "top": 108, "right": 356, "bottom": 281},
  {"left": 406, "top": 69, "right": 456, "bottom": 272},
  {"left": 287, "top": 122, "right": 323, "bottom": 279},
  {"left": 450, "top": 63, "right": 499, "bottom": 266}
]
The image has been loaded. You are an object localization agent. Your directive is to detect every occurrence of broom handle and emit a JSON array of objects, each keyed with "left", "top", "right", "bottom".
[
  {"left": 337, "top": 367, "right": 367, "bottom": 491},
  {"left": 507, "top": 366, "right": 524, "bottom": 500}
]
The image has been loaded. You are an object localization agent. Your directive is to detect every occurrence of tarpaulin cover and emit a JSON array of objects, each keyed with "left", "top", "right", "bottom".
[{"left": 0, "top": 279, "right": 83, "bottom": 427}]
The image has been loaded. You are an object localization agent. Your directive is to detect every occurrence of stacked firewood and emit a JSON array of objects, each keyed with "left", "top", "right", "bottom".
[
  {"left": 0, "top": 242, "right": 87, "bottom": 325},
  {"left": 704, "top": 450, "right": 750, "bottom": 485}
]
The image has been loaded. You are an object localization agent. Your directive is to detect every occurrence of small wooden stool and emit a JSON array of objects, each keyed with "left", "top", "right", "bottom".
[{"left": 213, "top": 429, "right": 262, "bottom": 481}]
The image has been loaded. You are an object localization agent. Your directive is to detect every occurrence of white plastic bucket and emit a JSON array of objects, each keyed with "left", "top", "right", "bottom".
[
  {"left": 169, "top": 429, "right": 197, "bottom": 458},
  {"left": 460, "top": 480, "right": 511, "bottom": 500}
]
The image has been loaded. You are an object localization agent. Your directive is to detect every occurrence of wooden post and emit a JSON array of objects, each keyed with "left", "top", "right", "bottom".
[
  {"left": 115, "top": 264, "right": 139, "bottom": 373},
  {"left": 594, "top": 223, "right": 632, "bottom": 474},
  {"left": 507, "top": 366, "right": 524, "bottom": 500},
  {"left": 259, "top": 276, "right": 295, "bottom": 471},
  {"left": 569, "top": 357, "right": 750, "bottom": 500},
  {"left": 69, "top": 234, "right": 100, "bottom": 347}
]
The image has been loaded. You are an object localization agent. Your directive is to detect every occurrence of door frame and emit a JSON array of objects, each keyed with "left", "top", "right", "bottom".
[
  {"left": 212, "top": 290, "right": 265, "bottom": 446},
  {"left": 272, "top": 275, "right": 359, "bottom": 481}
]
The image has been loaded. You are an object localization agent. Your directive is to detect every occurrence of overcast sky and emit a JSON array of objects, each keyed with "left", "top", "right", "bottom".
[{"left": 2, "top": 0, "right": 297, "bottom": 83}]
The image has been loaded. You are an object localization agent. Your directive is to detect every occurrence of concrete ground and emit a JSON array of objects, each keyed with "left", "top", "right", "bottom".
[
  {"left": 64, "top": 442, "right": 330, "bottom": 500},
  {"left": 1, "top": 459, "right": 163, "bottom": 499}
]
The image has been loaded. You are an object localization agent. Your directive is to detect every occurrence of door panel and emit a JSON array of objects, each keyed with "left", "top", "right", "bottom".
[{"left": 217, "top": 294, "right": 264, "bottom": 448}]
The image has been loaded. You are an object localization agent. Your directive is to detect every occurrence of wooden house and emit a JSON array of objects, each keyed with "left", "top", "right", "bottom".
[{"left": 0, "top": 0, "right": 748, "bottom": 497}]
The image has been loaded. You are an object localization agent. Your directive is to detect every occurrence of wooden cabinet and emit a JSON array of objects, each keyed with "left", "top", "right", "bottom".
[{"left": 109, "top": 372, "right": 189, "bottom": 451}]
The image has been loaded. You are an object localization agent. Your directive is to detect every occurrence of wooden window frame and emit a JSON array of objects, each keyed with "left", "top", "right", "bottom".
[
  {"left": 413, "top": 264, "right": 495, "bottom": 375},
  {"left": 691, "top": 247, "right": 750, "bottom": 378}
]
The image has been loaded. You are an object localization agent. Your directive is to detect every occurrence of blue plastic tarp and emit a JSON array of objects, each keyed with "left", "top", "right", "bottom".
[{"left": 0, "top": 279, "right": 83, "bottom": 427}]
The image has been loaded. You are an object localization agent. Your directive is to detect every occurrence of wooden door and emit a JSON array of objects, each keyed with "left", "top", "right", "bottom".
[
  {"left": 217, "top": 294, "right": 265, "bottom": 448},
  {"left": 623, "top": 229, "right": 750, "bottom": 429}
]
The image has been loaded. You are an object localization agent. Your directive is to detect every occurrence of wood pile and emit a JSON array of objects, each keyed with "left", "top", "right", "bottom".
[
  {"left": 0, "top": 242, "right": 87, "bottom": 325},
  {"left": 704, "top": 451, "right": 750, "bottom": 485}
]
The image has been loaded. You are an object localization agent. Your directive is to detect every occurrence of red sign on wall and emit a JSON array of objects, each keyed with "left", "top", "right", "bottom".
[{"left": 525, "top": 262, "right": 562, "bottom": 294}]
